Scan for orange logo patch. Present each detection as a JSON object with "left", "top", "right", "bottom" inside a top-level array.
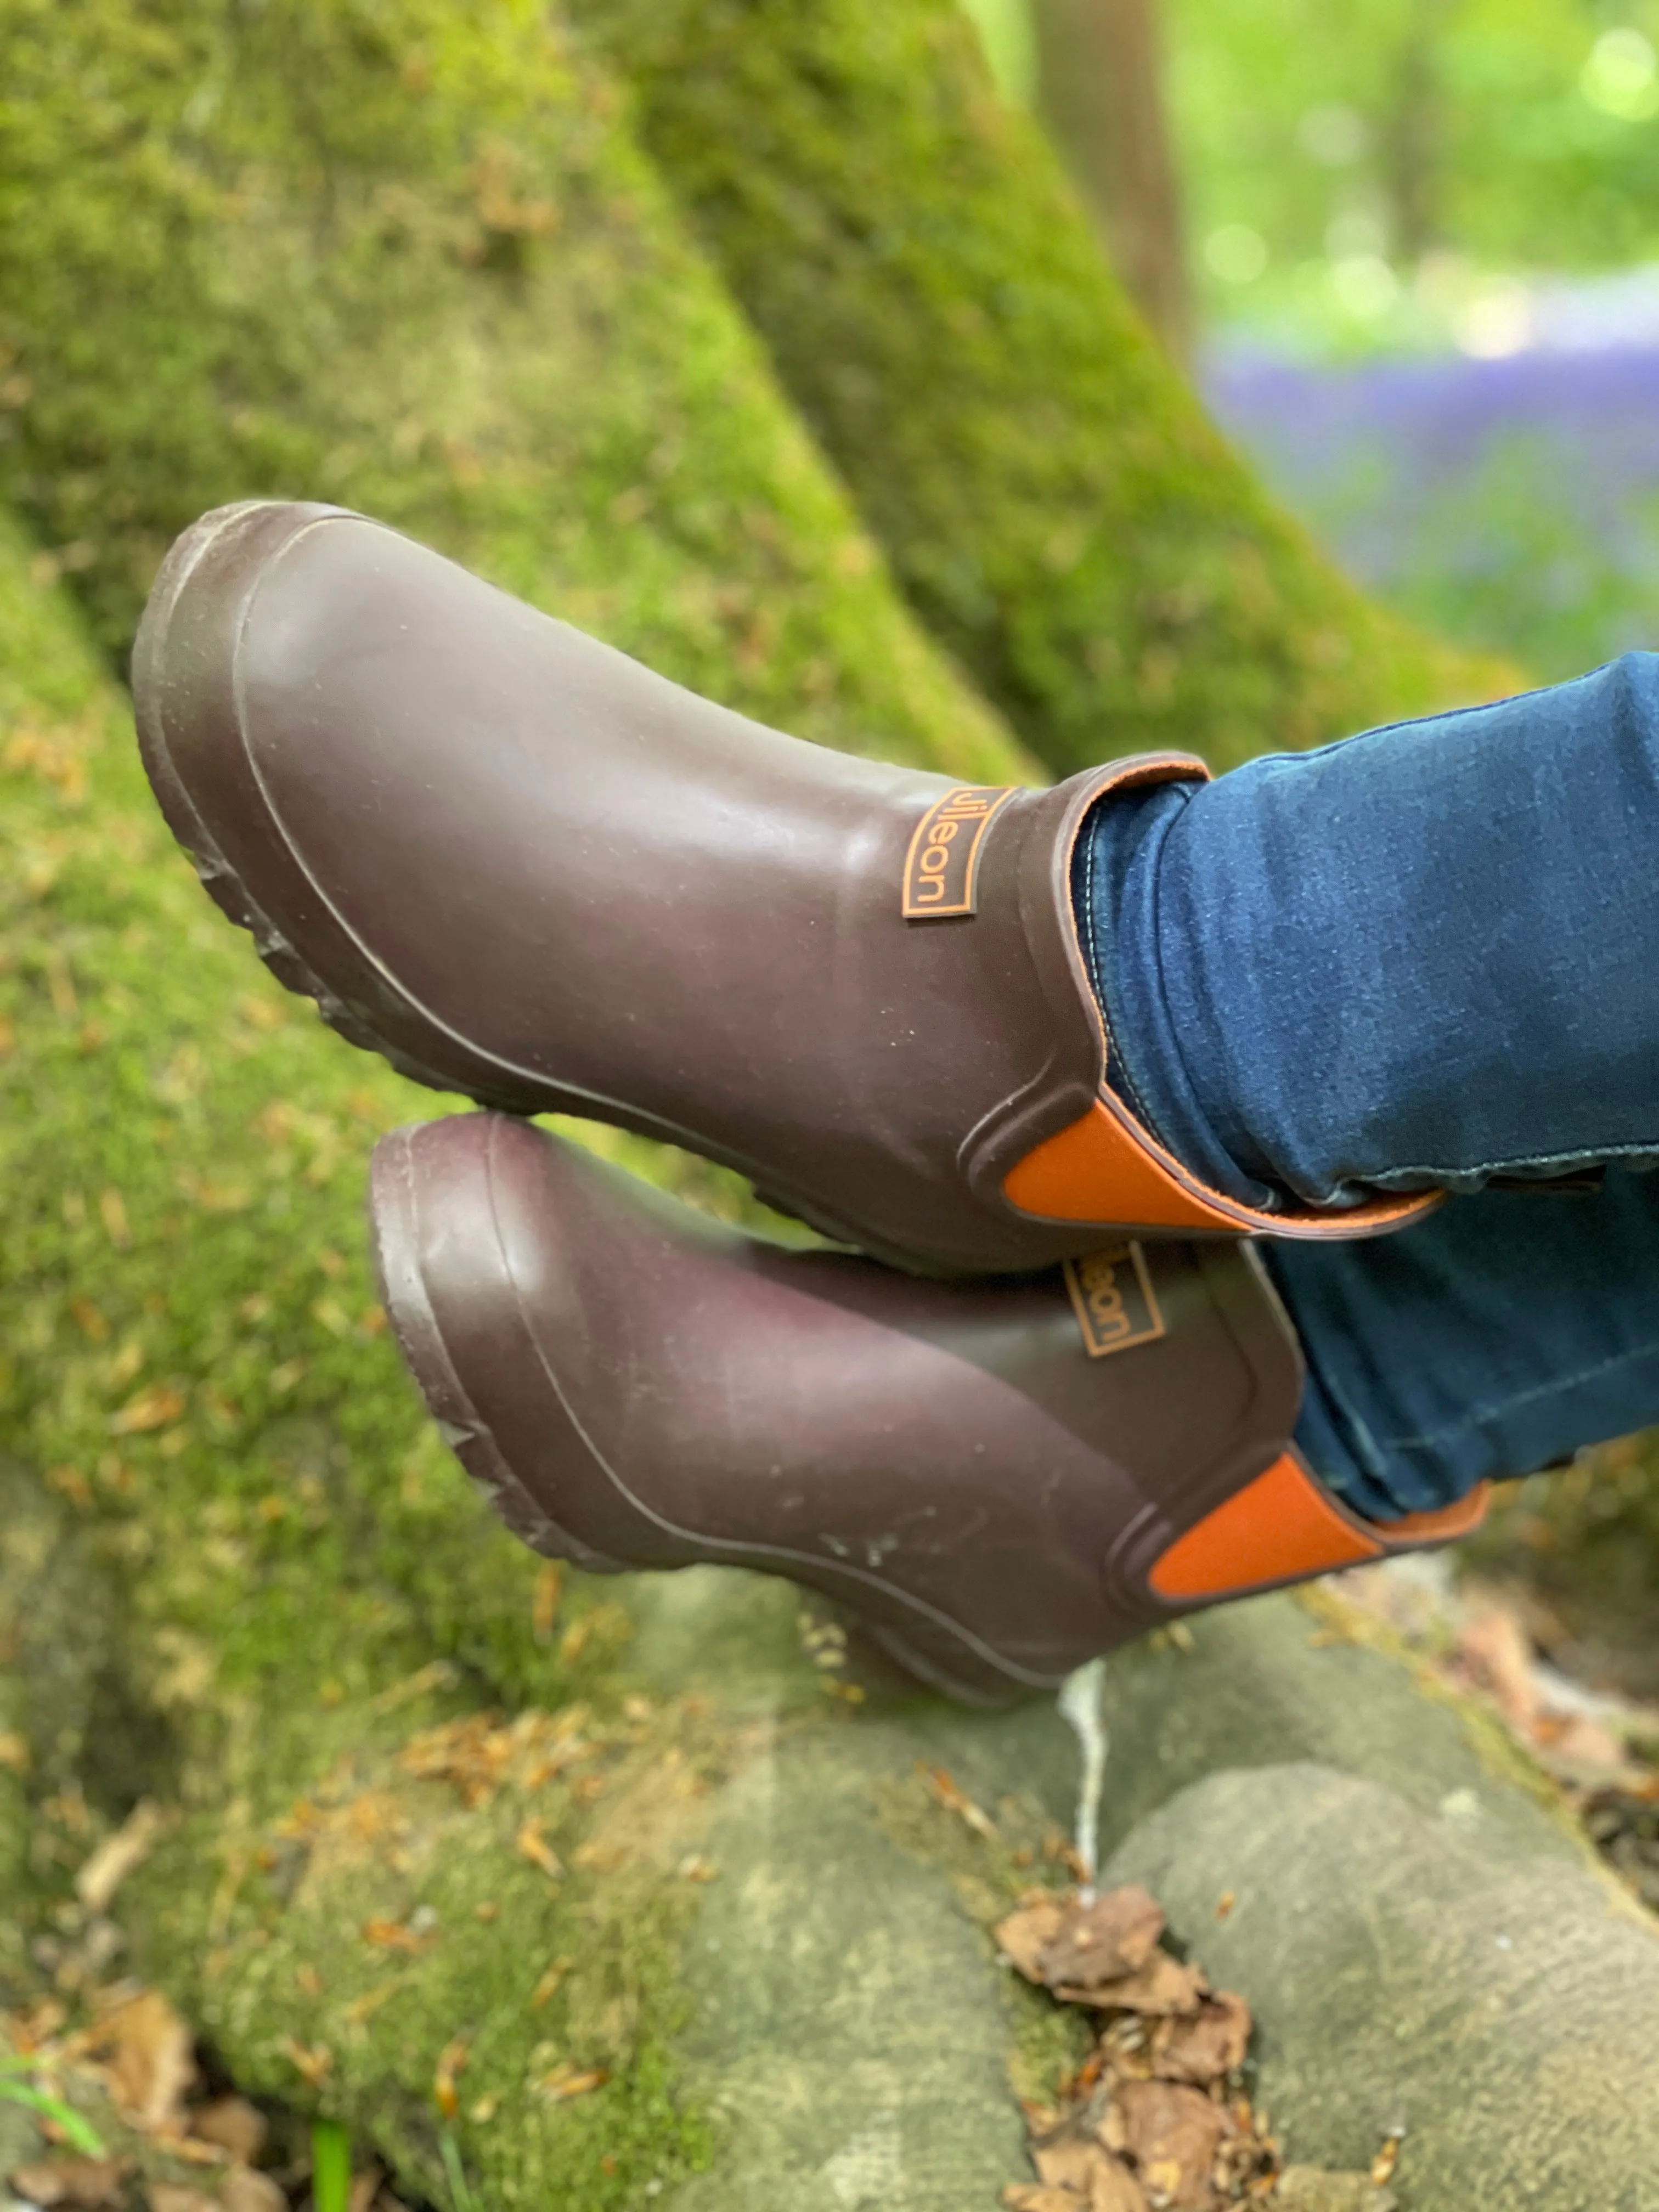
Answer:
[
  {"left": 1063, "top": 1243, "right": 1166, "bottom": 1358},
  {"left": 901, "top": 786, "right": 1016, "bottom": 919}
]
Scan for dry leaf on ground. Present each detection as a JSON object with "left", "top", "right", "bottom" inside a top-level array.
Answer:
[
  {"left": 1056, "top": 1951, "right": 1207, "bottom": 2017},
  {"left": 1150, "top": 1992, "right": 1252, "bottom": 2085},
  {"left": 996, "top": 1887, "right": 1165, "bottom": 1999},
  {"left": 222, "top": 2167, "right": 286, "bottom": 2212},
  {"left": 1086, "top": 2159, "right": 1151, "bottom": 2212},
  {"left": 186, "top": 2097, "right": 266, "bottom": 2166},
  {"left": 8, "top": 2158, "right": 130, "bottom": 2209},
  {"left": 97, "top": 1988, "right": 196, "bottom": 2131},
  {"left": 75, "top": 1802, "right": 168, "bottom": 1915},
  {"left": 1113, "top": 2080, "right": 1232, "bottom": 2209},
  {"left": 995, "top": 1897, "right": 1068, "bottom": 1983},
  {"left": 1030, "top": 2132, "right": 1151, "bottom": 2211},
  {"left": 1038, "top": 1888, "right": 1166, "bottom": 1995}
]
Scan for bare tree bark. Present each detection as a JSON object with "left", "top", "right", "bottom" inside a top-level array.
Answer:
[{"left": 1029, "top": 0, "right": 1193, "bottom": 361}]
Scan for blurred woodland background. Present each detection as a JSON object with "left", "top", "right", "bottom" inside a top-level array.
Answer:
[
  {"left": 2, "top": 4, "right": 1658, "bottom": 2209},
  {"left": 974, "top": 0, "right": 1659, "bottom": 679}
]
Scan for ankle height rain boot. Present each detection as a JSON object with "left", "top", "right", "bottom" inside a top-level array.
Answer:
[
  {"left": 369, "top": 1114, "right": 1484, "bottom": 1705},
  {"left": 136, "top": 501, "right": 1436, "bottom": 1276}
]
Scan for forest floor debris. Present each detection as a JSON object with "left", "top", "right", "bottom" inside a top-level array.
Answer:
[
  {"left": 993, "top": 1883, "right": 1393, "bottom": 2212},
  {"left": 2, "top": 1974, "right": 405, "bottom": 2212},
  {"left": 1331, "top": 1554, "right": 1659, "bottom": 1909}
]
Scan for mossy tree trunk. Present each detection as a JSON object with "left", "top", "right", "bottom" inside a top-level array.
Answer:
[
  {"left": 0, "top": 0, "right": 1025, "bottom": 786},
  {"left": 561, "top": 0, "right": 1515, "bottom": 778}
]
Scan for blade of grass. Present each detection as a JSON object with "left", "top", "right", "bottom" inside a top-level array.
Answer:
[
  {"left": 311, "top": 2119, "right": 352, "bottom": 2212},
  {"left": 0, "top": 2079, "right": 106, "bottom": 2156},
  {"left": 438, "top": 2128, "right": 478, "bottom": 2212}
]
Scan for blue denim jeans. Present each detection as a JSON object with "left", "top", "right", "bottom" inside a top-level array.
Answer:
[{"left": 1077, "top": 653, "right": 1659, "bottom": 1521}]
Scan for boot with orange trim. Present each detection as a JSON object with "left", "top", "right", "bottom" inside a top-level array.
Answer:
[
  {"left": 133, "top": 501, "right": 1435, "bottom": 1280},
  {"left": 369, "top": 1113, "right": 1483, "bottom": 1707}
]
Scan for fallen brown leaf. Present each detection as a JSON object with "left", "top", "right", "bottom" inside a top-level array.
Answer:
[
  {"left": 1455, "top": 1607, "right": 1537, "bottom": 1731},
  {"left": 75, "top": 1802, "right": 168, "bottom": 1915},
  {"left": 918, "top": 1761, "right": 998, "bottom": 1842},
  {"left": 187, "top": 2100, "right": 266, "bottom": 2166},
  {"left": 530, "top": 1955, "right": 574, "bottom": 2010},
  {"left": 995, "top": 1896, "right": 1068, "bottom": 1983},
  {"left": 1087, "top": 2160, "right": 1150, "bottom": 2212},
  {"left": 98, "top": 1988, "right": 196, "bottom": 2131},
  {"left": 433, "top": 2036, "right": 469, "bottom": 2121},
  {"left": 222, "top": 2170, "right": 286, "bottom": 2212},
  {"left": 538, "top": 2064, "right": 607, "bottom": 2103},
  {"left": 1002, "top": 2190, "right": 1084, "bottom": 2212},
  {"left": 1058, "top": 1951, "right": 1207, "bottom": 2018},
  {"left": 346, "top": 2167, "right": 383, "bottom": 2212},
  {"left": 1033, "top": 2136, "right": 1105, "bottom": 2191},
  {"left": 279, "top": 2038, "right": 332, "bottom": 2089},
  {"left": 360, "top": 1917, "right": 436, "bottom": 1955},
  {"left": 110, "top": 1386, "right": 185, "bottom": 1437},
  {"left": 7, "top": 2158, "right": 130, "bottom": 2209},
  {"left": 1370, "top": 2135, "right": 1402, "bottom": 2186},
  {"left": 1038, "top": 1887, "right": 1165, "bottom": 1994},
  {"left": 1151, "top": 1991, "right": 1252, "bottom": 2086},
  {"left": 515, "top": 1818, "right": 565, "bottom": 1882},
  {"left": 1031, "top": 2136, "right": 1150, "bottom": 2212},
  {"left": 1114, "top": 2080, "right": 1232, "bottom": 2209},
  {"left": 532, "top": 1561, "right": 563, "bottom": 1644}
]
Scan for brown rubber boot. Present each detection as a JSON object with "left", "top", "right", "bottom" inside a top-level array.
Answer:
[
  {"left": 134, "top": 501, "right": 1434, "bottom": 1277},
  {"left": 369, "top": 1113, "right": 1485, "bottom": 1705}
]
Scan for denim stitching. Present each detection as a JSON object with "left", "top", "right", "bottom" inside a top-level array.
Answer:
[
  {"left": 1378, "top": 1331, "right": 1659, "bottom": 1459},
  {"left": 1357, "top": 1141, "right": 1659, "bottom": 1192}
]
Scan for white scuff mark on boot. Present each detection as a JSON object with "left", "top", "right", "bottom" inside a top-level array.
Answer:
[{"left": 1058, "top": 1656, "right": 1109, "bottom": 1901}]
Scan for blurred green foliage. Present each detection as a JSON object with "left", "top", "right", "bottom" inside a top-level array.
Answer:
[
  {"left": 1172, "top": 0, "right": 1659, "bottom": 320},
  {"left": 962, "top": 0, "right": 1659, "bottom": 347}
]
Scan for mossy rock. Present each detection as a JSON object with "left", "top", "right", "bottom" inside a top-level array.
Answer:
[
  {"left": 1111, "top": 1763, "right": 1659, "bottom": 2210},
  {"left": 564, "top": 0, "right": 1515, "bottom": 777},
  {"left": 0, "top": 0, "right": 1025, "bottom": 786}
]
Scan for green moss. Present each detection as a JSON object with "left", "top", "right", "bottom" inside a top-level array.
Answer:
[
  {"left": 127, "top": 1696, "right": 732, "bottom": 2212},
  {"left": 0, "top": 494, "right": 749, "bottom": 2200},
  {"left": 0, "top": 0, "right": 1029, "bottom": 783},
  {"left": 873, "top": 1767, "right": 1092, "bottom": 2113},
  {"left": 564, "top": 0, "right": 1517, "bottom": 776}
]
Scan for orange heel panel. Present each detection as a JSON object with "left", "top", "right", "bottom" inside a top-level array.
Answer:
[
  {"left": 1004, "top": 1099, "right": 1441, "bottom": 1240},
  {"left": 1004, "top": 1098, "right": 1231, "bottom": 1233},
  {"left": 1150, "top": 1452, "right": 1381, "bottom": 1601},
  {"left": 1150, "top": 1459, "right": 1492, "bottom": 1605}
]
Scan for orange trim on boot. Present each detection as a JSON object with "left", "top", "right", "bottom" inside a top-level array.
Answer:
[
  {"left": 1372, "top": 1488, "right": 1491, "bottom": 1544},
  {"left": 1003, "top": 1096, "right": 1442, "bottom": 1242},
  {"left": 1149, "top": 1452, "right": 1490, "bottom": 1604}
]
